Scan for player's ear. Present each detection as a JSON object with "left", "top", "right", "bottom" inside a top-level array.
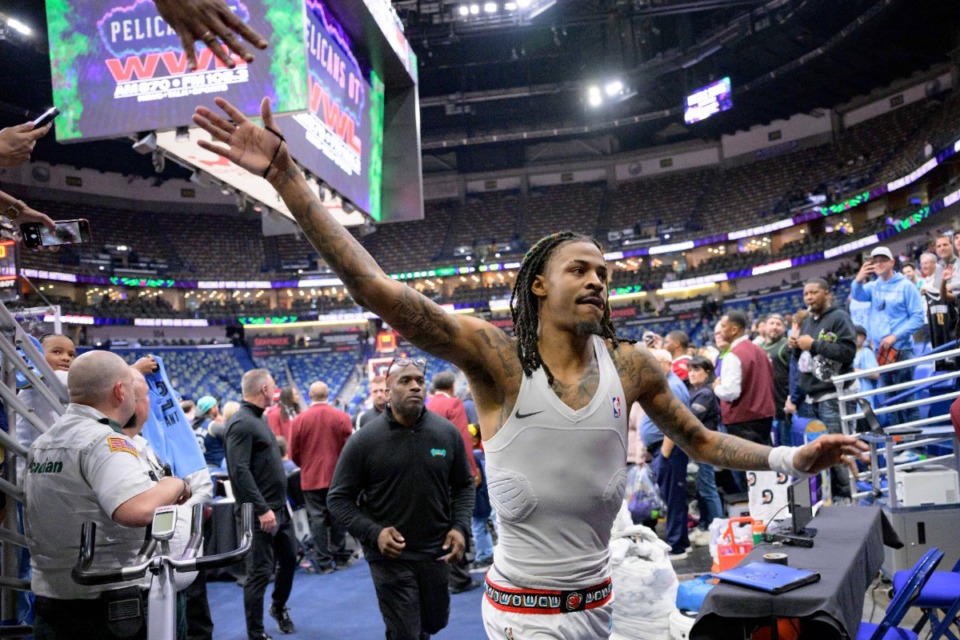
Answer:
[{"left": 531, "top": 274, "right": 547, "bottom": 298}]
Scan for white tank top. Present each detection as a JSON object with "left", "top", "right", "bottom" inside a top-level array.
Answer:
[{"left": 484, "top": 335, "right": 629, "bottom": 590}]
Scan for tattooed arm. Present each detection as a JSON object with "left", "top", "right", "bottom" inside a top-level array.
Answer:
[
  {"left": 616, "top": 344, "right": 868, "bottom": 473},
  {"left": 191, "top": 98, "right": 516, "bottom": 393},
  {"left": 617, "top": 344, "right": 770, "bottom": 470}
]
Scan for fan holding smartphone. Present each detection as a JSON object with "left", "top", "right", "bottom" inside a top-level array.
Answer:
[
  {"left": 21, "top": 220, "right": 91, "bottom": 248},
  {"left": 0, "top": 107, "right": 78, "bottom": 248}
]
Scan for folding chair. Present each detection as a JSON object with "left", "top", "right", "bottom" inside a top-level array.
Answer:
[
  {"left": 893, "top": 557, "right": 960, "bottom": 640},
  {"left": 857, "top": 548, "right": 944, "bottom": 640}
]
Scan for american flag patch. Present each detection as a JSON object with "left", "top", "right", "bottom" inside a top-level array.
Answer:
[{"left": 107, "top": 436, "right": 138, "bottom": 457}]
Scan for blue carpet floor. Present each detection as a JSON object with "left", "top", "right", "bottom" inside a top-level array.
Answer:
[{"left": 207, "top": 559, "right": 488, "bottom": 639}]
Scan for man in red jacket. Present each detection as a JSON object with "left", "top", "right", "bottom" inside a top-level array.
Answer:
[
  {"left": 427, "top": 371, "right": 479, "bottom": 481},
  {"left": 289, "top": 381, "right": 354, "bottom": 573},
  {"left": 714, "top": 311, "right": 776, "bottom": 446}
]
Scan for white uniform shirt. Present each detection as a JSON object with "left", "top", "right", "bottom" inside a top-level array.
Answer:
[
  {"left": 24, "top": 404, "right": 155, "bottom": 599},
  {"left": 15, "top": 370, "right": 69, "bottom": 478}
]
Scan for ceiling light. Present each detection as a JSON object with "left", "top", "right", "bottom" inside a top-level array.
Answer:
[
  {"left": 504, "top": 1, "right": 517, "bottom": 9},
  {"left": 469, "top": 4, "right": 480, "bottom": 14},
  {"left": 7, "top": 17, "right": 32, "bottom": 37},
  {"left": 459, "top": 5, "right": 469, "bottom": 16},
  {"left": 517, "top": 0, "right": 531, "bottom": 7},
  {"left": 604, "top": 80, "right": 624, "bottom": 97},
  {"left": 484, "top": 2, "right": 498, "bottom": 12}
]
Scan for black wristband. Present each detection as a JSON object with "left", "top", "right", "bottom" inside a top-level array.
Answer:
[{"left": 262, "top": 126, "right": 286, "bottom": 179}]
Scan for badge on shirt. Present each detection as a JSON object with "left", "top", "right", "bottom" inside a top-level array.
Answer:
[
  {"left": 107, "top": 436, "right": 139, "bottom": 458},
  {"left": 612, "top": 396, "right": 622, "bottom": 419}
]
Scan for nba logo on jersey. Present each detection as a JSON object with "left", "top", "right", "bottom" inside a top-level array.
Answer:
[{"left": 612, "top": 396, "right": 622, "bottom": 418}]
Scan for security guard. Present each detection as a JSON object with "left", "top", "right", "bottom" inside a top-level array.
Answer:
[{"left": 23, "top": 351, "right": 191, "bottom": 640}]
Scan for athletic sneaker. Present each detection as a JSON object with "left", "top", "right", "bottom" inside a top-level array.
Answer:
[
  {"left": 269, "top": 604, "right": 295, "bottom": 634},
  {"left": 668, "top": 549, "right": 689, "bottom": 561},
  {"left": 689, "top": 529, "right": 711, "bottom": 547}
]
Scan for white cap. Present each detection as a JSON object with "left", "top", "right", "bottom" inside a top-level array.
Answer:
[{"left": 870, "top": 246, "right": 893, "bottom": 260}]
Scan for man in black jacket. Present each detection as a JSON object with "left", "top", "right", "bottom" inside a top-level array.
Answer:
[
  {"left": 225, "top": 368, "right": 297, "bottom": 640},
  {"left": 328, "top": 358, "right": 475, "bottom": 640},
  {"left": 785, "top": 278, "right": 857, "bottom": 499},
  {"left": 760, "top": 314, "right": 791, "bottom": 447}
]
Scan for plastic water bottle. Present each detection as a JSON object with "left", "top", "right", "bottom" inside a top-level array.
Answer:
[{"left": 751, "top": 519, "right": 765, "bottom": 546}]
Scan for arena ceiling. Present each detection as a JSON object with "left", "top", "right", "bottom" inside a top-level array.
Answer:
[{"left": 1, "top": 0, "right": 958, "bottom": 182}]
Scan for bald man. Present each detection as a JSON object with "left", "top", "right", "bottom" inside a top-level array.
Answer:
[
  {"left": 289, "top": 381, "right": 355, "bottom": 573},
  {"left": 24, "top": 351, "right": 192, "bottom": 640}
]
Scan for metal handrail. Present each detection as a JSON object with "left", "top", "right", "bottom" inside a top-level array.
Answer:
[
  {"left": 835, "top": 343, "right": 960, "bottom": 509},
  {"left": 831, "top": 345, "right": 960, "bottom": 383},
  {"left": 0, "top": 301, "right": 69, "bottom": 627}
]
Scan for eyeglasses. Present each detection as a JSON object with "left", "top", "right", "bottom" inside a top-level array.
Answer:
[{"left": 387, "top": 357, "right": 427, "bottom": 376}]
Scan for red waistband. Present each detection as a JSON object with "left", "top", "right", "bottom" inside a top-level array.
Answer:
[{"left": 483, "top": 574, "right": 613, "bottom": 615}]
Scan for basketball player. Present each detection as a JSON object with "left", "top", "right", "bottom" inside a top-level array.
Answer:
[{"left": 193, "top": 97, "right": 868, "bottom": 639}]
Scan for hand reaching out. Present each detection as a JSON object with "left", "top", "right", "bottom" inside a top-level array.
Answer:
[
  {"left": 794, "top": 433, "right": 869, "bottom": 476},
  {"left": 153, "top": 0, "right": 268, "bottom": 71},
  {"left": 193, "top": 97, "right": 291, "bottom": 182}
]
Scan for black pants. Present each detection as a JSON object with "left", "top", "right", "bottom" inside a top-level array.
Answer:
[
  {"left": 368, "top": 559, "right": 450, "bottom": 640},
  {"left": 303, "top": 488, "right": 349, "bottom": 565},
  {"left": 244, "top": 508, "right": 298, "bottom": 639},
  {"left": 185, "top": 514, "right": 215, "bottom": 640},
  {"left": 726, "top": 417, "right": 774, "bottom": 446},
  {"left": 34, "top": 591, "right": 147, "bottom": 640},
  {"left": 184, "top": 569, "right": 213, "bottom": 640}
]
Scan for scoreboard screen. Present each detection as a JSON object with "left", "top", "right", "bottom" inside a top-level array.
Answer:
[
  {"left": 45, "top": 0, "right": 308, "bottom": 142},
  {"left": 281, "top": 0, "right": 385, "bottom": 221},
  {"left": 684, "top": 77, "right": 733, "bottom": 125}
]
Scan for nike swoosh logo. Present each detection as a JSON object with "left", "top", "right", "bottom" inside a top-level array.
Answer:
[{"left": 514, "top": 409, "right": 544, "bottom": 420}]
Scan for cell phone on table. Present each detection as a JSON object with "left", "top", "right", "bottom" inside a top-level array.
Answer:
[
  {"left": 21, "top": 219, "right": 91, "bottom": 248},
  {"left": 31, "top": 107, "right": 60, "bottom": 129}
]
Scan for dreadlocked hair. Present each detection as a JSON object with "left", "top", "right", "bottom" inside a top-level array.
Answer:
[{"left": 509, "top": 230, "right": 631, "bottom": 385}]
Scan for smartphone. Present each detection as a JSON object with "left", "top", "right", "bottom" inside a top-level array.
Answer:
[
  {"left": 22, "top": 219, "right": 91, "bottom": 248},
  {"left": 31, "top": 107, "right": 60, "bottom": 129}
]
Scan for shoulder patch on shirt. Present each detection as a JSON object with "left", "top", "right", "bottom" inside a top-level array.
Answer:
[{"left": 107, "top": 436, "right": 138, "bottom": 457}]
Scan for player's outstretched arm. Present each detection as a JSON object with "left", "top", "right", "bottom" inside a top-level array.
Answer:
[
  {"left": 192, "top": 97, "right": 505, "bottom": 377},
  {"left": 616, "top": 345, "right": 867, "bottom": 474}
]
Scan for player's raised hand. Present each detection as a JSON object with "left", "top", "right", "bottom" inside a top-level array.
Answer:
[{"left": 192, "top": 97, "right": 290, "bottom": 181}]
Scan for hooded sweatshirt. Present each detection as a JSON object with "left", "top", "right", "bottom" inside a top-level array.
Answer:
[
  {"left": 850, "top": 271, "right": 925, "bottom": 351},
  {"left": 794, "top": 304, "right": 857, "bottom": 399}
]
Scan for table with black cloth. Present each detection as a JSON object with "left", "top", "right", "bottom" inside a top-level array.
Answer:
[{"left": 691, "top": 506, "right": 903, "bottom": 640}]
